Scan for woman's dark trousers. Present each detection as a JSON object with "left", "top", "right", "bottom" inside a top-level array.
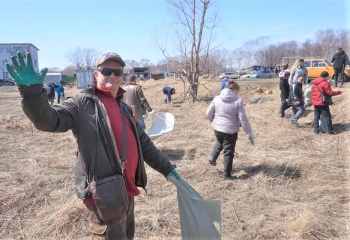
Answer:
[{"left": 210, "top": 130, "right": 238, "bottom": 177}]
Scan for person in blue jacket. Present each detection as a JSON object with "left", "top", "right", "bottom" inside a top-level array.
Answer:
[
  {"left": 162, "top": 86, "right": 175, "bottom": 104},
  {"left": 54, "top": 81, "right": 65, "bottom": 104},
  {"left": 221, "top": 77, "right": 229, "bottom": 90}
]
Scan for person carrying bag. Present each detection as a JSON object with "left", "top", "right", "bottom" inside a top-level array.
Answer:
[{"left": 311, "top": 71, "right": 342, "bottom": 134}]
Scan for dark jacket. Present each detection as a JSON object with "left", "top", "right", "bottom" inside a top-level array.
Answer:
[
  {"left": 311, "top": 77, "right": 341, "bottom": 106},
  {"left": 288, "top": 82, "right": 304, "bottom": 106},
  {"left": 162, "top": 86, "right": 175, "bottom": 100},
  {"left": 45, "top": 85, "right": 54, "bottom": 99},
  {"left": 279, "top": 77, "right": 290, "bottom": 99},
  {"left": 18, "top": 84, "right": 175, "bottom": 199},
  {"left": 331, "top": 50, "right": 349, "bottom": 69}
]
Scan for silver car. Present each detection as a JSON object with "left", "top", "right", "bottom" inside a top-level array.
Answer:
[
  {"left": 0, "top": 79, "right": 15, "bottom": 86},
  {"left": 219, "top": 72, "right": 239, "bottom": 79}
]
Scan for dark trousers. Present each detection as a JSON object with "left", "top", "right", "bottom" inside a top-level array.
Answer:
[
  {"left": 86, "top": 197, "right": 135, "bottom": 240},
  {"left": 314, "top": 105, "right": 333, "bottom": 134},
  {"left": 279, "top": 95, "right": 291, "bottom": 117},
  {"left": 210, "top": 130, "right": 238, "bottom": 177},
  {"left": 334, "top": 68, "right": 344, "bottom": 87}
]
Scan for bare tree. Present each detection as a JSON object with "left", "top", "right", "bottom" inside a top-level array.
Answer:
[
  {"left": 156, "top": 0, "right": 219, "bottom": 101},
  {"left": 139, "top": 59, "right": 151, "bottom": 67},
  {"left": 61, "top": 65, "right": 76, "bottom": 76},
  {"left": 65, "top": 48, "right": 99, "bottom": 71},
  {"left": 337, "top": 29, "right": 350, "bottom": 52},
  {"left": 315, "top": 29, "right": 338, "bottom": 60}
]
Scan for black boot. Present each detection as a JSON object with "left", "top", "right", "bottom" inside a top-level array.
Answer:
[{"left": 208, "top": 156, "right": 216, "bottom": 166}]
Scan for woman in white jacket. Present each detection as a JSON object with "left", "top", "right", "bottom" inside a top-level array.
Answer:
[{"left": 206, "top": 80, "right": 255, "bottom": 180}]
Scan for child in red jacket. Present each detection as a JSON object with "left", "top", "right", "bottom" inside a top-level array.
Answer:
[{"left": 311, "top": 71, "right": 342, "bottom": 134}]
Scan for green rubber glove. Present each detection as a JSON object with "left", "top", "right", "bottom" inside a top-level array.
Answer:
[
  {"left": 5, "top": 52, "right": 48, "bottom": 86},
  {"left": 169, "top": 169, "right": 180, "bottom": 180},
  {"left": 248, "top": 134, "right": 255, "bottom": 146}
]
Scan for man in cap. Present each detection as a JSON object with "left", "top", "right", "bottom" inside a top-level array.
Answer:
[{"left": 6, "top": 52, "right": 180, "bottom": 240}]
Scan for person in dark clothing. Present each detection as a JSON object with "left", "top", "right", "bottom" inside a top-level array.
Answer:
[
  {"left": 311, "top": 71, "right": 342, "bottom": 134},
  {"left": 279, "top": 71, "right": 291, "bottom": 118},
  {"left": 288, "top": 74, "right": 305, "bottom": 125},
  {"left": 45, "top": 83, "right": 54, "bottom": 105},
  {"left": 6, "top": 51, "right": 180, "bottom": 240},
  {"left": 162, "top": 86, "right": 175, "bottom": 104},
  {"left": 331, "top": 47, "right": 349, "bottom": 87}
]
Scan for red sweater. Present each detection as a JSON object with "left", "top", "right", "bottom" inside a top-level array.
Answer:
[
  {"left": 311, "top": 77, "right": 341, "bottom": 106},
  {"left": 83, "top": 87, "right": 140, "bottom": 205}
]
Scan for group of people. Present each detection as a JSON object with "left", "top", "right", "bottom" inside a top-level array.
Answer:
[
  {"left": 5, "top": 46, "right": 347, "bottom": 239},
  {"left": 45, "top": 81, "right": 65, "bottom": 105},
  {"left": 279, "top": 53, "right": 346, "bottom": 134}
]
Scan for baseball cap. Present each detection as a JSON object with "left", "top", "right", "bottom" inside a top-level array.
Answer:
[{"left": 96, "top": 52, "right": 126, "bottom": 68}]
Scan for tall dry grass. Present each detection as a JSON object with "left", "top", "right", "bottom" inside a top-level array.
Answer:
[{"left": 0, "top": 78, "right": 349, "bottom": 239}]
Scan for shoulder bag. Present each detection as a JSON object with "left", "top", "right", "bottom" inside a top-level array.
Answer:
[{"left": 316, "top": 85, "right": 333, "bottom": 105}]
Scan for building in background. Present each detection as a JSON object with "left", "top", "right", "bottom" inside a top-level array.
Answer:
[
  {"left": 0, "top": 43, "right": 39, "bottom": 80},
  {"left": 76, "top": 70, "right": 94, "bottom": 88},
  {"left": 44, "top": 72, "right": 62, "bottom": 84},
  {"left": 130, "top": 67, "right": 150, "bottom": 80}
]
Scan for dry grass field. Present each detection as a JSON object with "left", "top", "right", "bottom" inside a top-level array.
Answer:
[{"left": 0, "top": 77, "right": 349, "bottom": 240}]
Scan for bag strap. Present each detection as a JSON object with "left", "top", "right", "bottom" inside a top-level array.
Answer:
[
  {"left": 315, "top": 85, "right": 324, "bottom": 95},
  {"left": 120, "top": 104, "right": 128, "bottom": 172}
]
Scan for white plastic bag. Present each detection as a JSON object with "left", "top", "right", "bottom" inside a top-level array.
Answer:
[
  {"left": 304, "top": 84, "right": 312, "bottom": 107},
  {"left": 148, "top": 112, "right": 175, "bottom": 139},
  {"left": 168, "top": 175, "right": 221, "bottom": 240}
]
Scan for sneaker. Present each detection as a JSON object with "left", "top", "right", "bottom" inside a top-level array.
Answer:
[
  {"left": 314, "top": 131, "right": 319, "bottom": 134},
  {"left": 329, "top": 131, "right": 337, "bottom": 135}
]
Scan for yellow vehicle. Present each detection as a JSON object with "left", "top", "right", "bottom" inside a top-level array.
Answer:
[{"left": 289, "top": 58, "right": 350, "bottom": 82}]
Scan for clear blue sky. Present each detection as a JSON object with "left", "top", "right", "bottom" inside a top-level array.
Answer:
[{"left": 2, "top": 0, "right": 349, "bottom": 69}]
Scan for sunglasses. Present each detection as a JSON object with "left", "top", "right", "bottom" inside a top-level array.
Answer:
[{"left": 97, "top": 68, "right": 123, "bottom": 77}]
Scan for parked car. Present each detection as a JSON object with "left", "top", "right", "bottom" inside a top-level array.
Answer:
[
  {"left": 241, "top": 71, "right": 256, "bottom": 79},
  {"left": 0, "top": 79, "right": 15, "bottom": 86},
  {"left": 289, "top": 58, "right": 350, "bottom": 81},
  {"left": 250, "top": 70, "right": 273, "bottom": 78},
  {"left": 219, "top": 72, "right": 240, "bottom": 79}
]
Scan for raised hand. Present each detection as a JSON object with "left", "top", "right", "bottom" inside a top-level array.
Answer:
[{"left": 5, "top": 52, "right": 47, "bottom": 86}]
